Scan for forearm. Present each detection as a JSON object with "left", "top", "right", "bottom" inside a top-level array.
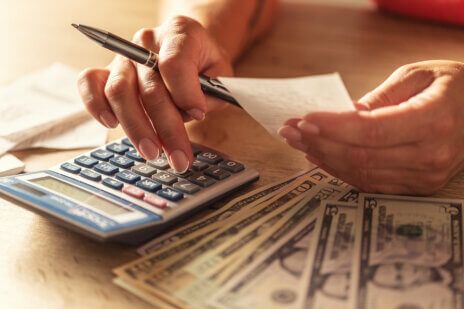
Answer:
[{"left": 159, "top": 0, "right": 279, "bottom": 63}]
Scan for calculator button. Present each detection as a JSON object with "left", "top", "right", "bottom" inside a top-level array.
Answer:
[
  {"left": 74, "top": 156, "right": 98, "bottom": 168},
  {"left": 197, "top": 152, "right": 223, "bottom": 164},
  {"left": 94, "top": 162, "right": 119, "bottom": 176},
  {"left": 192, "top": 160, "right": 208, "bottom": 171},
  {"left": 110, "top": 156, "right": 134, "bottom": 169},
  {"left": 148, "top": 157, "right": 170, "bottom": 170},
  {"left": 80, "top": 169, "right": 102, "bottom": 182},
  {"left": 60, "top": 162, "right": 81, "bottom": 174},
  {"left": 116, "top": 170, "right": 141, "bottom": 184},
  {"left": 191, "top": 145, "right": 202, "bottom": 156},
  {"left": 122, "top": 185, "right": 145, "bottom": 199},
  {"left": 90, "top": 149, "right": 114, "bottom": 161},
  {"left": 204, "top": 167, "right": 230, "bottom": 180},
  {"left": 173, "top": 181, "right": 201, "bottom": 194},
  {"left": 126, "top": 149, "right": 146, "bottom": 162},
  {"left": 106, "top": 143, "right": 130, "bottom": 155},
  {"left": 132, "top": 164, "right": 157, "bottom": 177},
  {"left": 121, "top": 137, "right": 133, "bottom": 147},
  {"left": 157, "top": 187, "right": 184, "bottom": 201},
  {"left": 143, "top": 194, "right": 167, "bottom": 209},
  {"left": 219, "top": 160, "right": 245, "bottom": 173},
  {"left": 136, "top": 178, "right": 162, "bottom": 193},
  {"left": 167, "top": 168, "right": 193, "bottom": 178},
  {"left": 102, "top": 178, "right": 124, "bottom": 190},
  {"left": 188, "top": 174, "right": 216, "bottom": 187},
  {"left": 152, "top": 172, "right": 178, "bottom": 185}
]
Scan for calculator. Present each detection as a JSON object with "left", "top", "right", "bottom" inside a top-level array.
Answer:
[{"left": 0, "top": 138, "right": 259, "bottom": 244}]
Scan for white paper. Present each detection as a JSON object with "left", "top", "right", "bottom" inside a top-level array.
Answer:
[
  {"left": 219, "top": 73, "right": 354, "bottom": 136},
  {"left": 0, "top": 153, "right": 25, "bottom": 176},
  {"left": 0, "top": 63, "right": 108, "bottom": 154}
]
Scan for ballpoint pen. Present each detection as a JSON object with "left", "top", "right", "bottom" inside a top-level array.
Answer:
[{"left": 72, "top": 23, "right": 240, "bottom": 107}]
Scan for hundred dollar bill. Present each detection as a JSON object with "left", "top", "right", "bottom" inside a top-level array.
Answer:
[
  {"left": 137, "top": 169, "right": 317, "bottom": 256},
  {"left": 298, "top": 201, "right": 357, "bottom": 309},
  {"left": 209, "top": 211, "right": 320, "bottom": 309},
  {"left": 128, "top": 177, "right": 319, "bottom": 307},
  {"left": 208, "top": 184, "right": 346, "bottom": 285},
  {"left": 350, "top": 194, "right": 464, "bottom": 309},
  {"left": 114, "top": 176, "right": 317, "bottom": 282}
]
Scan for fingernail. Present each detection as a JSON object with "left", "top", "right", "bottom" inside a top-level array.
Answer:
[
  {"left": 169, "top": 150, "right": 190, "bottom": 173},
  {"left": 139, "top": 138, "right": 160, "bottom": 160},
  {"left": 278, "top": 125, "right": 302, "bottom": 141},
  {"left": 99, "top": 111, "right": 119, "bottom": 128},
  {"left": 297, "top": 121, "right": 319, "bottom": 135},
  {"left": 187, "top": 108, "right": 206, "bottom": 121}
]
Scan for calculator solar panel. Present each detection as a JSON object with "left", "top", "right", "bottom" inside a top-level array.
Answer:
[{"left": 0, "top": 138, "right": 259, "bottom": 244}]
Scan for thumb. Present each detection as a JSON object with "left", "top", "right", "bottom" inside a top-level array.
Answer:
[{"left": 357, "top": 64, "right": 435, "bottom": 111}]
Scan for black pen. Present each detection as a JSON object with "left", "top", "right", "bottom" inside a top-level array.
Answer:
[{"left": 72, "top": 23, "right": 240, "bottom": 107}]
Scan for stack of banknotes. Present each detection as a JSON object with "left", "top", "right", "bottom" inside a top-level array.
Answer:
[{"left": 113, "top": 167, "right": 464, "bottom": 309}]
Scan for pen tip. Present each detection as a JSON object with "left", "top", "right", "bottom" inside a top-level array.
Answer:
[{"left": 71, "top": 23, "right": 79, "bottom": 29}]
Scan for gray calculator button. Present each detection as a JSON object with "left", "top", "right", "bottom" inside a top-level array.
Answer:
[
  {"left": 110, "top": 156, "right": 134, "bottom": 169},
  {"left": 152, "top": 172, "right": 178, "bottom": 185},
  {"left": 94, "top": 162, "right": 119, "bottom": 176},
  {"left": 136, "top": 178, "right": 162, "bottom": 193},
  {"left": 173, "top": 180, "right": 201, "bottom": 194},
  {"left": 102, "top": 178, "right": 124, "bottom": 190},
  {"left": 167, "top": 168, "right": 193, "bottom": 178},
  {"left": 115, "top": 170, "right": 141, "bottom": 184},
  {"left": 132, "top": 164, "right": 157, "bottom": 177},
  {"left": 61, "top": 162, "right": 81, "bottom": 174},
  {"left": 197, "top": 152, "right": 223, "bottom": 164},
  {"left": 80, "top": 169, "right": 102, "bottom": 182},
  {"left": 188, "top": 174, "right": 216, "bottom": 187},
  {"left": 91, "top": 149, "right": 114, "bottom": 161},
  {"left": 192, "top": 159, "right": 208, "bottom": 171},
  {"left": 204, "top": 167, "right": 230, "bottom": 180},
  {"left": 106, "top": 143, "right": 129, "bottom": 155},
  {"left": 74, "top": 156, "right": 98, "bottom": 168},
  {"left": 148, "top": 157, "right": 170, "bottom": 170},
  {"left": 219, "top": 160, "right": 244, "bottom": 173}
]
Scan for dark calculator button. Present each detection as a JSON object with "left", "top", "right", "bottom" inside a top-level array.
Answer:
[
  {"left": 126, "top": 149, "right": 145, "bottom": 162},
  {"left": 115, "top": 170, "right": 141, "bottom": 184},
  {"left": 136, "top": 179, "right": 162, "bottom": 193},
  {"left": 167, "top": 168, "right": 193, "bottom": 178},
  {"left": 132, "top": 164, "right": 157, "bottom": 177},
  {"left": 121, "top": 138, "right": 133, "bottom": 147},
  {"left": 74, "top": 156, "right": 99, "bottom": 168},
  {"left": 80, "top": 169, "right": 102, "bottom": 182},
  {"left": 219, "top": 160, "right": 244, "bottom": 173},
  {"left": 157, "top": 187, "right": 184, "bottom": 201},
  {"left": 94, "top": 162, "right": 119, "bottom": 176},
  {"left": 110, "top": 156, "right": 134, "bottom": 169},
  {"left": 204, "top": 167, "right": 230, "bottom": 180},
  {"left": 152, "top": 172, "right": 178, "bottom": 185},
  {"left": 188, "top": 174, "right": 216, "bottom": 187},
  {"left": 90, "top": 149, "right": 114, "bottom": 161},
  {"left": 61, "top": 162, "right": 81, "bottom": 174},
  {"left": 106, "top": 143, "right": 129, "bottom": 155},
  {"left": 173, "top": 180, "right": 201, "bottom": 194},
  {"left": 197, "top": 152, "right": 223, "bottom": 164},
  {"left": 148, "top": 157, "right": 170, "bottom": 170},
  {"left": 102, "top": 178, "right": 124, "bottom": 190},
  {"left": 192, "top": 159, "right": 208, "bottom": 171},
  {"left": 191, "top": 145, "right": 202, "bottom": 156}
]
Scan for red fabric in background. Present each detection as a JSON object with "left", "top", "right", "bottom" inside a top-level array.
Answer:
[{"left": 374, "top": 0, "right": 464, "bottom": 25}]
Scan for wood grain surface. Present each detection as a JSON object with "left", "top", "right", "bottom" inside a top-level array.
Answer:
[{"left": 1, "top": 0, "right": 464, "bottom": 307}]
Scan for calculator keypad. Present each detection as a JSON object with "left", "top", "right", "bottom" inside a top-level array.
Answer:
[{"left": 60, "top": 139, "right": 249, "bottom": 213}]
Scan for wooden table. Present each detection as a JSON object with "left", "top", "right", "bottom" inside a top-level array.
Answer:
[{"left": 2, "top": 0, "right": 464, "bottom": 307}]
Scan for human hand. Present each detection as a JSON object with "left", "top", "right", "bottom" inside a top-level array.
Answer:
[
  {"left": 279, "top": 60, "right": 464, "bottom": 195},
  {"left": 77, "top": 16, "right": 233, "bottom": 172}
]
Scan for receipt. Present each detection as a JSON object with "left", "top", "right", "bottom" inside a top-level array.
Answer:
[{"left": 219, "top": 73, "right": 354, "bottom": 136}]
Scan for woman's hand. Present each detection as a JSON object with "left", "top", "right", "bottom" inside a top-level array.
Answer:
[
  {"left": 279, "top": 60, "right": 464, "bottom": 195},
  {"left": 77, "top": 16, "right": 233, "bottom": 172}
]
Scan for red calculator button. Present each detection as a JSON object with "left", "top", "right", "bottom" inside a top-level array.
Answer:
[
  {"left": 122, "top": 185, "right": 144, "bottom": 199},
  {"left": 143, "top": 194, "right": 167, "bottom": 209}
]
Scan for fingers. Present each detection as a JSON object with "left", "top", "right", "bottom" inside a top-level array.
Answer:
[
  {"left": 77, "top": 68, "right": 118, "bottom": 128},
  {"left": 104, "top": 56, "right": 161, "bottom": 160},
  {"left": 357, "top": 64, "right": 435, "bottom": 110},
  {"left": 156, "top": 17, "right": 208, "bottom": 120}
]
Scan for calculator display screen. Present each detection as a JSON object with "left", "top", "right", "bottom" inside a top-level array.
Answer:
[{"left": 31, "top": 176, "right": 131, "bottom": 216}]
